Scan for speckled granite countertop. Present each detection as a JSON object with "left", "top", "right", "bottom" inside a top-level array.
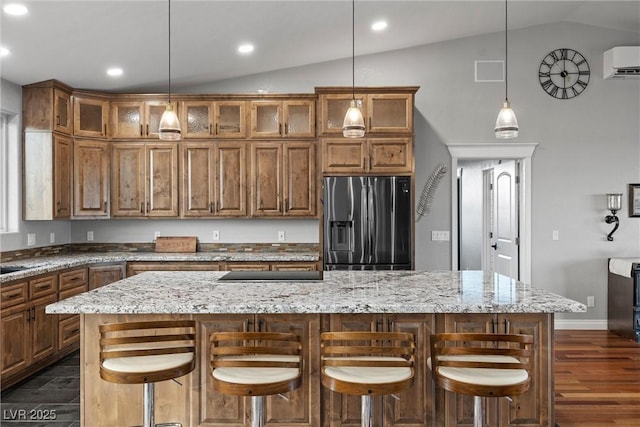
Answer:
[
  {"left": 0, "top": 251, "right": 319, "bottom": 284},
  {"left": 46, "top": 270, "right": 586, "bottom": 314}
]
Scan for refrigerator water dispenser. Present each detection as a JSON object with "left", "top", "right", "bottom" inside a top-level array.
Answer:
[{"left": 329, "top": 221, "right": 354, "bottom": 251}]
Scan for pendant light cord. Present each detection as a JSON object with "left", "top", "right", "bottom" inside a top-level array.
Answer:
[
  {"left": 504, "top": 0, "right": 508, "bottom": 101},
  {"left": 351, "top": 0, "right": 355, "bottom": 101},
  {"left": 168, "top": 0, "right": 172, "bottom": 104}
]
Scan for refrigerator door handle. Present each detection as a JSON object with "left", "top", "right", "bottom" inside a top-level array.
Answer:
[{"left": 367, "top": 182, "right": 375, "bottom": 263}]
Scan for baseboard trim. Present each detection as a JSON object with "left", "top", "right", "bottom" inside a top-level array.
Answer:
[{"left": 554, "top": 319, "right": 608, "bottom": 330}]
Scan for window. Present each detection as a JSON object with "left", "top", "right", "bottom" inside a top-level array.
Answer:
[{"left": 0, "top": 111, "right": 18, "bottom": 233}]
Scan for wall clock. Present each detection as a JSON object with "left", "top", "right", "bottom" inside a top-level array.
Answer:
[{"left": 538, "top": 48, "right": 590, "bottom": 99}]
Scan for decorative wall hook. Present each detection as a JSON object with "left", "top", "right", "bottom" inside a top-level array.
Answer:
[{"left": 604, "top": 193, "right": 622, "bottom": 241}]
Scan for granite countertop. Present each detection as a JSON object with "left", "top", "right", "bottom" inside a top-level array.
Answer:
[
  {"left": 0, "top": 251, "right": 319, "bottom": 284},
  {"left": 46, "top": 270, "right": 586, "bottom": 315}
]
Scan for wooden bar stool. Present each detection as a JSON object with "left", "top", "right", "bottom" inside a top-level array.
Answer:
[
  {"left": 99, "top": 320, "right": 196, "bottom": 427},
  {"left": 210, "top": 332, "right": 303, "bottom": 427},
  {"left": 429, "top": 333, "right": 533, "bottom": 427},
  {"left": 320, "top": 332, "right": 415, "bottom": 427}
]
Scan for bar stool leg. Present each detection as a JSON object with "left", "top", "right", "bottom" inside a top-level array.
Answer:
[
  {"left": 143, "top": 383, "right": 154, "bottom": 427},
  {"left": 251, "top": 396, "right": 265, "bottom": 427},
  {"left": 361, "top": 395, "right": 373, "bottom": 427},
  {"left": 473, "top": 396, "right": 485, "bottom": 427}
]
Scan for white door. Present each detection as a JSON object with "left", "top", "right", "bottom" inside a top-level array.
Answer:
[{"left": 489, "top": 160, "right": 519, "bottom": 279}]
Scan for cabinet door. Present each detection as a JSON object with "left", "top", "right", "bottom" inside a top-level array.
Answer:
[
  {"left": 250, "top": 143, "right": 282, "bottom": 216},
  {"left": 321, "top": 138, "right": 367, "bottom": 173},
  {"left": 250, "top": 101, "right": 282, "bottom": 138},
  {"left": 325, "top": 314, "right": 380, "bottom": 427},
  {"left": 367, "top": 94, "right": 413, "bottom": 133},
  {"left": 283, "top": 101, "right": 315, "bottom": 138},
  {"left": 215, "top": 101, "right": 247, "bottom": 138},
  {"left": 1, "top": 303, "right": 30, "bottom": 378},
  {"left": 182, "top": 143, "right": 215, "bottom": 217},
  {"left": 145, "top": 101, "right": 171, "bottom": 139},
  {"left": 110, "top": 102, "right": 144, "bottom": 138},
  {"left": 54, "top": 88, "right": 72, "bottom": 134},
  {"left": 147, "top": 143, "right": 179, "bottom": 216},
  {"left": 53, "top": 135, "right": 72, "bottom": 219},
  {"left": 283, "top": 142, "right": 315, "bottom": 216},
  {"left": 368, "top": 138, "right": 413, "bottom": 173},
  {"left": 198, "top": 315, "right": 251, "bottom": 426},
  {"left": 182, "top": 101, "right": 213, "bottom": 138},
  {"left": 30, "top": 294, "right": 58, "bottom": 363},
  {"left": 111, "top": 144, "right": 145, "bottom": 217},
  {"left": 271, "top": 263, "right": 318, "bottom": 271},
  {"left": 257, "top": 314, "right": 321, "bottom": 427},
  {"left": 73, "top": 139, "right": 110, "bottom": 217},
  {"left": 215, "top": 142, "right": 247, "bottom": 216},
  {"left": 88, "top": 264, "right": 125, "bottom": 290},
  {"left": 318, "top": 94, "right": 366, "bottom": 135},
  {"left": 74, "top": 96, "right": 109, "bottom": 137}
]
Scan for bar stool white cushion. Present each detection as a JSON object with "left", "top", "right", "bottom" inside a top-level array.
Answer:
[
  {"left": 427, "top": 355, "right": 528, "bottom": 386},
  {"left": 212, "top": 355, "right": 301, "bottom": 385},
  {"left": 323, "top": 356, "right": 413, "bottom": 384},
  {"left": 102, "top": 353, "right": 194, "bottom": 374}
]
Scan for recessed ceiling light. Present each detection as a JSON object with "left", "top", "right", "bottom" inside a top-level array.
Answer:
[
  {"left": 3, "top": 4, "right": 28, "bottom": 16},
  {"left": 238, "top": 44, "right": 254, "bottom": 54},
  {"left": 371, "top": 21, "right": 388, "bottom": 31},
  {"left": 107, "top": 67, "right": 123, "bottom": 77},
  {"left": 0, "top": 47, "right": 10, "bottom": 57}
]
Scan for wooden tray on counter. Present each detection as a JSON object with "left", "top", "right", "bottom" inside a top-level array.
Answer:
[{"left": 154, "top": 236, "right": 197, "bottom": 253}]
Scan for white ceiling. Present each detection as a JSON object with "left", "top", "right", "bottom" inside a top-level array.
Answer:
[{"left": 1, "top": 0, "right": 639, "bottom": 92}]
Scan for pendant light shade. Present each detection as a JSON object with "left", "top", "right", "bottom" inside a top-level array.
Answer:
[
  {"left": 495, "top": 0, "right": 518, "bottom": 139},
  {"left": 343, "top": 0, "right": 365, "bottom": 138},
  {"left": 159, "top": 0, "right": 181, "bottom": 140}
]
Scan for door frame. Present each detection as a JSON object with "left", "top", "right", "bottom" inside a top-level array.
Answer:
[{"left": 447, "top": 142, "right": 537, "bottom": 283}]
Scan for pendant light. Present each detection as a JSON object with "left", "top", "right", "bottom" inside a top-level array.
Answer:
[
  {"left": 158, "top": 0, "right": 181, "bottom": 140},
  {"left": 343, "top": 0, "right": 365, "bottom": 138},
  {"left": 495, "top": 0, "right": 518, "bottom": 139}
]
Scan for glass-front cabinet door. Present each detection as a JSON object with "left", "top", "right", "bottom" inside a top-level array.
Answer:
[
  {"left": 110, "top": 102, "right": 143, "bottom": 138},
  {"left": 318, "top": 93, "right": 367, "bottom": 135},
  {"left": 215, "top": 101, "right": 246, "bottom": 138},
  {"left": 367, "top": 94, "right": 413, "bottom": 133},
  {"left": 53, "top": 88, "right": 72, "bottom": 134},
  {"left": 250, "top": 101, "right": 282, "bottom": 138},
  {"left": 74, "top": 96, "right": 109, "bottom": 138},
  {"left": 283, "top": 101, "right": 315, "bottom": 138}
]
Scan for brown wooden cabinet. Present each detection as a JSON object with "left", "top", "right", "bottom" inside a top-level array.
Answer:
[
  {"left": 110, "top": 100, "right": 173, "bottom": 139},
  {"left": 73, "top": 94, "right": 109, "bottom": 138},
  {"left": 126, "top": 262, "right": 221, "bottom": 277},
  {"left": 58, "top": 268, "right": 88, "bottom": 351},
  {"left": 73, "top": 139, "right": 110, "bottom": 218},
  {"left": 22, "top": 80, "right": 72, "bottom": 135},
  {"left": 439, "top": 313, "right": 552, "bottom": 427},
  {"left": 181, "top": 100, "right": 247, "bottom": 138},
  {"left": 250, "top": 99, "right": 315, "bottom": 138},
  {"left": 322, "top": 137, "right": 412, "bottom": 174},
  {"left": 197, "top": 313, "right": 320, "bottom": 426},
  {"left": 88, "top": 264, "right": 125, "bottom": 290},
  {"left": 111, "top": 142, "right": 179, "bottom": 217},
  {"left": 1, "top": 282, "right": 30, "bottom": 379},
  {"left": 182, "top": 141, "right": 247, "bottom": 217},
  {"left": 325, "top": 314, "right": 434, "bottom": 427},
  {"left": 23, "top": 132, "right": 72, "bottom": 220},
  {"left": 271, "top": 262, "right": 318, "bottom": 271},
  {"left": 250, "top": 141, "right": 316, "bottom": 217}
]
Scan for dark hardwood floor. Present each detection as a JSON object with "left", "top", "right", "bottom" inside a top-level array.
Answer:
[{"left": 554, "top": 330, "right": 640, "bottom": 426}]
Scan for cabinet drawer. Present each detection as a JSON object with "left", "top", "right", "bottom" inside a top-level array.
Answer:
[
  {"left": 59, "top": 268, "right": 88, "bottom": 291},
  {"left": 29, "top": 275, "right": 57, "bottom": 299},
  {"left": 59, "top": 284, "right": 88, "bottom": 301},
  {"left": 1, "top": 282, "right": 28, "bottom": 309},
  {"left": 58, "top": 315, "right": 81, "bottom": 350}
]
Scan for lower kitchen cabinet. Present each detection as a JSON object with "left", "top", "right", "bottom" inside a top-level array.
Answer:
[
  {"left": 89, "top": 263, "right": 125, "bottom": 290},
  {"left": 126, "top": 262, "right": 221, "bottom": 276},
  {"left": 196, "top": 313, "right": 321, "bottom": 426},
  {"left": 438, "top": 313, "right": 552, "bottom": 427},
  {"left": 58, "top": 268, "right": 88, "bottom": 351},
  {"left": 324, "top": 313, "right": 435, "bottom": 426}
]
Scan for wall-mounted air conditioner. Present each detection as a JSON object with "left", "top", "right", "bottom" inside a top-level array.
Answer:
[{"left": 603, "top": 46, "right": 640, "bottom": 79}]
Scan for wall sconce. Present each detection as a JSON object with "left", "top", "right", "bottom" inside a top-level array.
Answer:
[{"left": 604, "top": 193, "right": 622, "bottom": 241}]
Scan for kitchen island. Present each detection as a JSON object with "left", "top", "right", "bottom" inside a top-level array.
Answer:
[{"left": 47, "top": 270, "right": 585, "bottom": 427}]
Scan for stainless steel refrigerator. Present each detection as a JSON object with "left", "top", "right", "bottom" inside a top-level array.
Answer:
[{"left": 323, "top": 176, "right": 412, "bottom": 270}]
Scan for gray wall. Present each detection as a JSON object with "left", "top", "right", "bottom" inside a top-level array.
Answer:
[{"left": 1, "top": 22, "right": 639, "bottom": 324}]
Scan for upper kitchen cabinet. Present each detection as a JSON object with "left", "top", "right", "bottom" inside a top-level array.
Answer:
[
  {"left": 73, "top": 93, "right": 109, "bottom": 138},
  {"left": 73, "top": 139, "right": 110, "bottom": 218},
  {"left": 23, "top": 80, "right": 72, "bottom": 135},
  {"left": 23, "top": 133, "right": 72, "bottom": 220},
  {"left": 110, "top": 100, "right": 174, "bottom": 139},
  {"left": 111, "top": 142, "right": 179, "bottom": 217},
  {"left": 250, "top": 98, "right": 315, "bottom": 138},
  {"left": 181, "top": 100, "right": 247, "bottom": 138},
  {"left": 316, "top": 87, "right": 418, "bottom": 135},
  {"left": 322, "top": 137, "right": 413, "bottom": 174}
]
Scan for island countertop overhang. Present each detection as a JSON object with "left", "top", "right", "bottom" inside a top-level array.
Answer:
[{"left": 46, "top": 270, "right": 586, "bottom": 315}]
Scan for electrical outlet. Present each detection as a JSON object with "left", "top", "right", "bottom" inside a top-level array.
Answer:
[
  {"left": 278, "top": 231, "right": 286, "bottom": 242},
  {"left": 213, "top": 230, "right": 220, "bottom": 241},
  {"left": 154, "top": 231, "right": 161, "bottom": 240},
  {"left": 87, "top": 231, "right": 94, "bottom": 241},
  {"left": 49, "top": 232, "right": 55, "bottom": 243},
  {"left": 431, "top": 231, "right": 450, "bottom": 241},
  {"left": 552, "top": 230, "right": 559, "bottom": 241},
  {"left": 27, "top": 234, "right": 36, "bottom": 246},
  {"left": 587, "top": 296, "right": 595, "bottom": 307}
]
